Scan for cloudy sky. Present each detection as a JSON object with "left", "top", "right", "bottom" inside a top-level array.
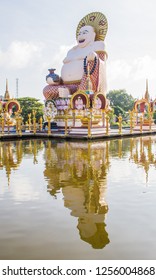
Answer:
[{"left": 0, "top": 0, "right": 156, "bottom": 102}]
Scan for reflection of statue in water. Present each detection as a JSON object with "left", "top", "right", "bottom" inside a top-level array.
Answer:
[
  {"left": 62, "top": 182, "right": 109, "bottom": 249},
  {"left": 43, "top": 140, "right": 110, "bottom": 249},
  {"left": 78, "top": 211, "right": 109, "bottom": 249},
  {"left": 43, "top": 12, "right": 108, "bottom": 100}
]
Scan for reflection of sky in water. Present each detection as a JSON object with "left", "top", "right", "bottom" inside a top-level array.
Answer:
[
  {"left": 0, "top": 154, "right": 45, "bottom": 202},
  {"left": 0, "top": 137, "right": 156, "bottom": 260}
]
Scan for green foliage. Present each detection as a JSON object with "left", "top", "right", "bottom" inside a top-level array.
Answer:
[
  {"left": 153, "top": 111, "right": 156, "bottom": 124},
  {"left": 17, "top": 97, "right": 44, "bottom": 123},
  {"left": 113, "top": 105, "right": 126, "bottom": 118},
  {"left": 106, "top": 89, "right": 135, "bottom": 119},
  {"left": 144, "top": 112, "right": 150, "bottom": 119},
  {"left": 107, "top": 107, "right": 115, "bottom": 124}
]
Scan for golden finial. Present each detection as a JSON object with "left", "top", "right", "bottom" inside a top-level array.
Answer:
[{"left": 146, "top": 78, "right": 148, "bottom": 92}]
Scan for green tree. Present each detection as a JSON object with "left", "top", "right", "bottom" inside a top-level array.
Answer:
[
  {"left": 17, "top": 97, "right": 44, "bottom": 123},
  {"left": 153, "top": 111, "right": 156, "bottom": 124},
  {"left": 106, "top": 89, "right": 135, "bottom": 119}
]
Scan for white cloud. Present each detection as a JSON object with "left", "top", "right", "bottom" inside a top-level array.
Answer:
[
  {"left": 133, "top": 55, "right": 156, "bottom": 80},
  {"left": 0, "top": 176, "right": 40, "bottom": 202},
  {"left": 41, "top": 44, "right": 74, "bottom": 75},
  {"left": 11, "top": 178, "right": 40, "bottom": 202},
  {"left": 0, "top": 41, "right": 44, "bottom": 69},
  {"left": 107, "top": 59, "right": 131, "bottom": 80},
  {"left": 53, "top": 45, "right": 74, "bottom": 63},
  {"left": 107, "top": 55, "right": 156, "bottom": 83}
]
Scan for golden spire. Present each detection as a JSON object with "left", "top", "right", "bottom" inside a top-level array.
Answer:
[
  {"left": 144, "top": 79, "right": 150, "bottom": 101},
  {"left": 4, "top": 79, "right": 10, "bottom": 100}
]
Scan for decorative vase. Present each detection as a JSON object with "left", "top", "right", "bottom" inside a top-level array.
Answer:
[{"left": 46, "top": 68, "right": 60, "bottom": 85}]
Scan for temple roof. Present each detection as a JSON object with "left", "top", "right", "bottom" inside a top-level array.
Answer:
[{"left": 144, "top": 79, "right": 150, "bottom": 101}]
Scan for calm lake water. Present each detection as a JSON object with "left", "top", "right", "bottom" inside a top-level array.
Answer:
[{"left": 0, "top": 136, "right": 156, "bottom": 260}]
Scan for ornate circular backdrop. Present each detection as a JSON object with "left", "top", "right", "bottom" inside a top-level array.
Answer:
[{"left": 76, "top": 12, "right": 108, "bottom": 41}]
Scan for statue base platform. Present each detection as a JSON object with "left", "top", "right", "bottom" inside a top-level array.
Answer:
[
  {"left": 0, "top": 126, "right": 16, "bottom": 132},
  {"left": 80, "top": 117, "right": 100, "bottom": 127},
  {"left": 69, "top": 127, "right": 105, "bottom": 136}
]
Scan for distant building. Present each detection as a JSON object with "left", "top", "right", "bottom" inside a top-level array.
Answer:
[
  {"left": 133, "top": 79, "right": 156, "bottom": 125},
  {"left": 0, "top": 79, "right": 20, "bottom": 118},
  {"left": 133, "top": 79, "right": 156, "bottom": 114}
]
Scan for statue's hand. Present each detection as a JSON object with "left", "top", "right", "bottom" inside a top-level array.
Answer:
[
  {"left": 87, "top": 51, "right": 98, "bottom": 61},
  {"left": 46, "top": 77, "right": 54, "bottom": 85}
]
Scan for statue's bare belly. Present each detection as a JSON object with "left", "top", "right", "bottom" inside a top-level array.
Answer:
[{"left": 61, "top": 60, "right": 83, "bottom": 82}]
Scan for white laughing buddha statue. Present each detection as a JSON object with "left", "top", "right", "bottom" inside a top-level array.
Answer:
[{"left": 43, "top": 12, "right": 108, "bottom": 100}]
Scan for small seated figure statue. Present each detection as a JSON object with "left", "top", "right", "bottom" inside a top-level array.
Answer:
[
  {"left": 43, "top": 12, "right": 108, "bottom": 100},
  {"left": 3, "top": 111, "right": 16, "bottom": 125}
]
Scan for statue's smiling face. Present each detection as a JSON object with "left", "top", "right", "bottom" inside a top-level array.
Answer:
[{"left": 77, "top": 25, "right": 96, "bottom": 48}]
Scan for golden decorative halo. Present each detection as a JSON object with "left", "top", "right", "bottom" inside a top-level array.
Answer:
[
  {"left": 5, "top": 99, "right": 21, "bottom": 111},
  {"left": 76, "top": 12, "right": 108, "bottom": 41},
  {"left": 134, "top": 99, "right": 150, "bottom": 112},
  {"left": 70, "top": 90, "right": 90, "bottom": 109},
  {"left": 92, "top": 92, "right": 107, "bottom": 109}
]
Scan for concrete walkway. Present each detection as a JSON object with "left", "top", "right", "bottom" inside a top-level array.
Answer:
[{"left": 1, "top": 126, "right": 156, "bottom": 141}]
